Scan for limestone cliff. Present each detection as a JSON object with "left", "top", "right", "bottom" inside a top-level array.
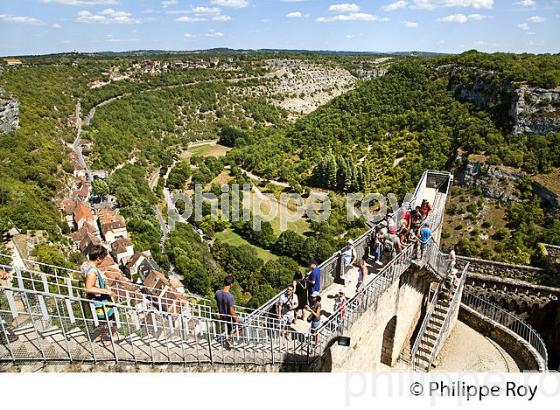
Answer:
[
  {"left": 457, "top": 156, "right": 524, "bottom": 202},
  {"left": 448, "top": 66, "right": 560, "bottom": 135},
  {"left": 0, "top": 98, "right": 19, "bottom": 135}
]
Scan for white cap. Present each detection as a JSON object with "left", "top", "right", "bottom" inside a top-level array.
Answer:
[
  {"left": 311, "top": 291, "right": 320, "bottom": 298},
  {"left": 347, "top": 239, "right": 354, "bottom": 245}
]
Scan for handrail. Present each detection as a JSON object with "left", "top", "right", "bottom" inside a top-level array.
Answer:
[
  {"left": 426, "top": 263, "right": 468, "bottom": 368},
  {"left": 411, "top": 281, "right": 442, "bottom": 371},
  {"left": 0, "top": 285, "right": 310, "bottom": 365},
  {"left": 0, "top": 253, "right": 269, "bottom": 319},
  {"left": 461, "top": 290, "right": 548, "bottom": 369}
]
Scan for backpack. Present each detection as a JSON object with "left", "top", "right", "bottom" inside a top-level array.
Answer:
[{"left": 383, "top": 239, "right": 394, "bottom": 253}]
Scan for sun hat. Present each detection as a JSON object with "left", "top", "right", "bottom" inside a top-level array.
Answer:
[{"left": 347, "top": 239, "right": 354, "bottom": 245}]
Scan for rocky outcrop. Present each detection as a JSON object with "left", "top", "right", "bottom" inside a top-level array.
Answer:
[
  {"left": 457, "top": 158, "right": 524, "bottom": 202},
  {"left": 510, "top": 86, "right": 560, "bottom": 135},
  {"left": 532, "top": 181, "right": 560, "bottom": 211},
  {"left": 448, "top": 66, "right": 560, "bottom": 135},
  {"left": 0, "top": 98, "right": 19, "bottom": 135}
]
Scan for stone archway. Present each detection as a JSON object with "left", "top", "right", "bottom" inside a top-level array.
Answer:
[{"left": 380, "top": 316, "right": 397, "bottom": 366}]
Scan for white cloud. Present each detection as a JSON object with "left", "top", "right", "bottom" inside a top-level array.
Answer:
[
  {"left": 286, "top": 11, "right": 303, "bottom": 18},
  {"left": 206, "top": 29, "right": 224, "bottom": 37},
  {"left": 0, "top": 14, "right": 43, "bottom": 24},
  {"left": 517, "top": 22, "right": 530, "bottom": 29},
  {"left": 402, "top": 20, "right": 418, "bottom": 27},
  {"left": 161, "top": 0, "right": 178, "bottom": 8},
  {"left": 212, "top": 15, "right": 232, "bottom": 21},
  {"left": 76, "top": 9, "right": 140, "bottom": 24},
  {"left": 52, "top": 23, "right": 62, "bottom": 28},
  {"left": 191, "top": 7, "right": 221, "bottom": 15},
  {"left": 528, "top": 15, "right": 544, "bottom": 23},
  {"left": 328, "top": 3, "right": 360, "bottom": 13},
  {"left": 514, "top": 0, "right": 535, "bottom": 6},
  {"left": 380, "top": 17, "right": 390, "bottom": 21},
  {"left": 41, "top": 0, "right": 118, "bottom": 5},
  {"left": 382, "top": 1, "right": 408, "bottom": 11},
  {"left": 184, "top": 33, "right": 196, "bottom": 38},
  {"left": 175, "top": 16, "right": 207, "bottom": 22},
  {"left": 211, "top": 0, "right": 248, "bottom": 8},
  {"left": 438, "top": 13, "right": 488, "bottom": 22},
  {"left": 411, "top": 0, "right": 493, "bottom": 9},
  {"left": 317, "top": 13, "right": 378, "bottom": 22}
]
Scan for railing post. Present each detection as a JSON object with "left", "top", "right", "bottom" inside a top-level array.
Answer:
[{"left": 207, "top": 323, "right": 213, "bottom": 365}]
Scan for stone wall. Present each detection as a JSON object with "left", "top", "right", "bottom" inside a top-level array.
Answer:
[
  {"left": 455, "top": 255, "right": 546, "bottom": 283},
  {"left": 543, "top": 243, "right": 560, "bottom": 265},
  {"left": 323, "top": 268, "right": 432, "bottom": 372},
  {"left": 459, "top": 305, "right": 546, "bottom": 371},
  {"left": 0, "top": 98, "right": 19, "bottom": 135}
]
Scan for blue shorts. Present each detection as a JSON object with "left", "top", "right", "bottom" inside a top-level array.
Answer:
[{"left": 311, "top": 320, "right": 321, "bottom": 330}]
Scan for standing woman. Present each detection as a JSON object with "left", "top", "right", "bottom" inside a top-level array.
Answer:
[
  {"left": 293, "top": 272, "right": 308, "bottom": 321},
  {"left": 306, "top": 291, "right": 322, "bottom": 343},
  {"left": 355, "top": 258, "right": 368, "bottom": 293}
]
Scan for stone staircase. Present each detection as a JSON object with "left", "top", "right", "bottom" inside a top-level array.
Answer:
[{"left": 412, "top": 294, "right": 451, "bottom": 372}]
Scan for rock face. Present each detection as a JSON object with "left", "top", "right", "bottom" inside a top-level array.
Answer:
[
  {"left": 510, "top": 86, "right": 560, "bottom": 135},
  {"left": 0, "top": 98, "right": 19, "bottom": 135},
  {"left": 458, "top": 159, "right": 524, "bottom": 202},
  {"left": 448, "top": 66, "right": 560, "bottom": 135}
]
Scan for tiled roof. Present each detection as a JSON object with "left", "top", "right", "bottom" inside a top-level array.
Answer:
[
  {"left": 73, "top": 201, "right": 94, "bottom": 223},
  {"left": 111, "top": 237, "right": 133, "bottom": 255}
]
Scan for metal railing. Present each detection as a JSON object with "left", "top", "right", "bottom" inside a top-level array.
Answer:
[
  {"left": 411, "top": 280, "right": 443, "bottom": 371},
  {"left": 425, "top": 263, "right": 468, "bottom": 369},
  {"left": 461, "top": 290, "right": 548, "bottom": 369},
  {"left": 411, "top": 262, "right": 467, "bottom": 371},
  {"left": 0, "top": 253, "right": 275, "bottom": 322},
  {"left": 0, "top": 286, "right": 311, "bottom": 366}
]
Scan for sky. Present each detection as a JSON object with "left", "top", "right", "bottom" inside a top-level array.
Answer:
[{"left": 0, "top": 0, "right": 559, "bottom": 56}]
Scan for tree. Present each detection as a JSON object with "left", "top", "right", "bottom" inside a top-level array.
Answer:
[
  {"left": 92, "top": 178, "right": 110, "bottom": 196},
  {"left": 274, "top": 230, "right": 305, "bottom": 258},
  {"left": 260, "top": 257, "right": 300, "bottom": 289}
]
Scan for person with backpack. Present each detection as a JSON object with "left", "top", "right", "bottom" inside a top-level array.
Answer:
[
  {"left": 383, "top": 226, "right": 402, "bottom": 263},
  {"left": 277, "top": 284, "right": 298, "bottom": 330},
  {"left": 371, "top": 222, "right": 387, "bottom": 267},
  {"left": 411, "top": 205, "right": 423, "bottom": 234},
  {"left": 81, "top": 245, "right": 117, "bottom": 342}
]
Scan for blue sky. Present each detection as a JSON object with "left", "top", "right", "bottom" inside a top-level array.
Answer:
[{"left": 0, "top": 0, "right": 559, "bottom": 56}]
